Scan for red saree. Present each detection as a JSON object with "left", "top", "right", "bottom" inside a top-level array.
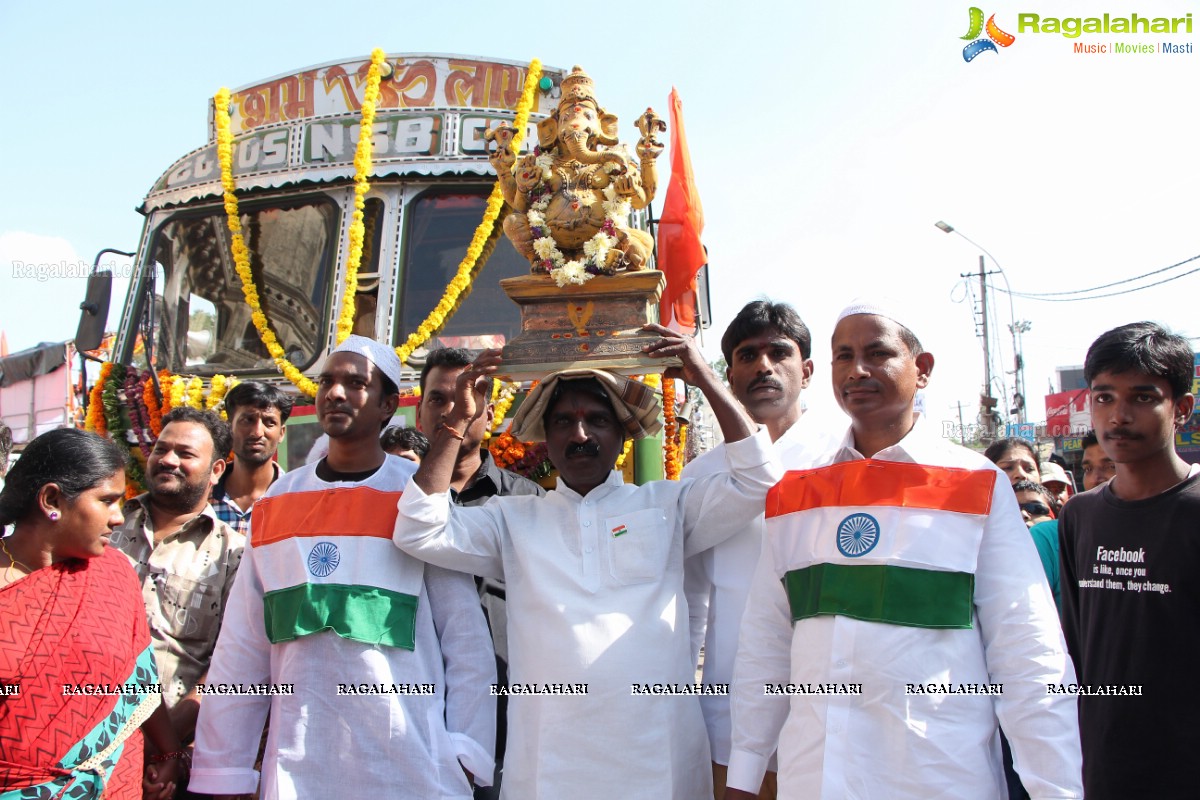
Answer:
[{"left": 0, "top": 546, "right": 155, "bottom": 800}]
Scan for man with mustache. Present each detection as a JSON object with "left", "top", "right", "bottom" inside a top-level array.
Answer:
[
  {"left": 683, "top": 300, "right": 830, "bottom": 800},
  {"left": 1059, "top": 322, "right": 1199, "bottom": 800},
  {"left": 210, "top": 381, "right": 293, "bottom": 536},
  {"left": 190, "top": 336, "right": 496, "bottom": 799},
  {"left": 394, "top": 325, "right": 782, "bottom": 799},
  {"left": 109, "top": 406, "right": 243, "bottom": 747},
  {"left": 414, "top": 346, "right": 545, "bottom": 800},
  {"left": 726, "top": 301, "right": 1081, "bottom": 800}
]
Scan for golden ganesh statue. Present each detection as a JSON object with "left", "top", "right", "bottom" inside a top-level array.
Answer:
[{"left": 487, "top": 66, "right": 666, "bottom": 286}]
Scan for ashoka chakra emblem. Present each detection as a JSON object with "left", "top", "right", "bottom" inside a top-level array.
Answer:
[
  {"left": 307, "top": 542, "right": 341, "bottom": 577},
  {"left": 836, "top": 513, "right": 880, "bottom": 558}
]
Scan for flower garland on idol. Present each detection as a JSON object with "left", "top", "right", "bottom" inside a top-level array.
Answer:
[
  {"left": 395, "top": 58, "right": 543, "bottom": 364},
  {"left": 527, "top": 178, "right": 630, "bottom": 289}
]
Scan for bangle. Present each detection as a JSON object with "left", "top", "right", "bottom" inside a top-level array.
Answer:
[
  {"left": 149, "top": 749, "right": 190, "bottom": 765},
  {"left": 439, "top": 422, "right": 465, "bottom": 441}
]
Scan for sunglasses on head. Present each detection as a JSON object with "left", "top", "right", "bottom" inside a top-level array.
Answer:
[{"left": 1020, "top": 502, "right": 1050, "bottom": 517}]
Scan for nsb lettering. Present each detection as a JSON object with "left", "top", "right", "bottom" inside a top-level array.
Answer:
[{"left": 306, "top": 115, "right": 442, "bottom": 163}]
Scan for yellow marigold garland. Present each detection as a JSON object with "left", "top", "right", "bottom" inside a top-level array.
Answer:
[
  {"left": 205, "top": 374, "right": 239, "bottom": 419},
  {"left": 617, "top": 375, "right": 660, "bottom": 470},
  {"left": 395, "top": 58, "right": 543, "bottom": 364},
  {"left": 335, "top": 48, "right": 387, "bottom": 345},
  {"left": 158, "top": 370, "right": 175, "bottom": 414},
  {"left": 168, "top": 375, "right": 186, "bottom": 410},
  {"left": 215, "top": 86, "right": 319, "bottom": 396},
  {"left": 615, "top": 439, "right": 633, "bottom": 470},
  {"left": 486, "top": 381, "right": 520, "bottom": 440},
  {"left": 663, "top": 378, "right": 681, "bottom": 480},
  {"left": 186, "top": 377, "right": 204, "bottom": 409},
  {"left": 206, "top": 374, "right": 227, "bottom": 410}
]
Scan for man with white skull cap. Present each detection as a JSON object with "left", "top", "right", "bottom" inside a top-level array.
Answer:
[
  {"left": 191, "top": 336, "right": 496, "bottom": 799},
  {"left": 726, "top": 301, "right": 1083, "bottom": 800}
]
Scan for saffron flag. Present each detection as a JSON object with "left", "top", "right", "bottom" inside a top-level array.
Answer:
[{"left": 657, "top": 88, "right": 705, "bottom": 331}]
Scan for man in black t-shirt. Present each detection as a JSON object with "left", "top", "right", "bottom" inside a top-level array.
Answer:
[{"left": 1060, "top": 321, "right": 1199, "bottom": 800}]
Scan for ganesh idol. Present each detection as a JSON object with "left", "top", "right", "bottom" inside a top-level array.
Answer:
[{"left": 488, "top": 66, "right": 665, "bottom": 284}]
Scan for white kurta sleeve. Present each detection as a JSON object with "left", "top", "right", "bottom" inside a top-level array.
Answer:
[
  {"left": 394, "top": 481, "right": 506, "bottom": 580},
  {"left": 974, "top": 480, "right": 1084, "bottom": 799},
  {"left": 725, "top": 540, "right": 792, "bottom": 792},
  {"left": 188, "top": 539, "right": 272, "bottom": 796},
  {"left": 683, "top": 550, "right": 712, "bottom": 669},
  {"left": 424, "top": 564, "right": 498, "bottom": 787},
  {"left": 681, "top": 429, "right": 781, "bottom": 557}
]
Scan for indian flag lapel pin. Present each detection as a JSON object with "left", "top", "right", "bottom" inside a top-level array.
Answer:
[{"left": 611, "top": 524, "right": 629, "bottom": 537}]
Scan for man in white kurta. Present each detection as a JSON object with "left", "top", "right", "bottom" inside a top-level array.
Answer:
[
  {"left": 725, "top": 304, "right": 1082, "bottom": 800},
  {"left": 395, "top": 329, "right": 782, "bottom": 800},
  {"left": 682, "top": 300, "right": 830, "bottom": 798},
  {"left": 190, "top": 337, "right": 496, "bottom": 799}
]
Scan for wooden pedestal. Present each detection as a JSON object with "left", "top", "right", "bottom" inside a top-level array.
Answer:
[{"left": 498, "top": 270, "right": 680, "bottom": 380}]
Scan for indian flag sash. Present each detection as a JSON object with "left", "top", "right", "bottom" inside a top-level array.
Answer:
[
  {"left": 765, "top": 459, "right": 996, "bottom": 630},
  {"left": 251, "top": 485, "right": 423, "bottom": 649}
]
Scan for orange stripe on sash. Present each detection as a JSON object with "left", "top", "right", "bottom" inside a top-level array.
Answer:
[
  {"left": 766, "top": 459, "right": 995, "bottom": 518},
  {"left": 251, "top": 487, "right": 403, "bottom": 546}
]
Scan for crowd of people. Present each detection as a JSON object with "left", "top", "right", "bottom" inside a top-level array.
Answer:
[{"left": 0, "top": 302, "right": 1194, "bottom": 800}]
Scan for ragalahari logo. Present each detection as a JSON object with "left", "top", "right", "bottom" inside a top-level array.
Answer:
[{"left": 961, "top": 7, "right": 1016, "bottom": 61}]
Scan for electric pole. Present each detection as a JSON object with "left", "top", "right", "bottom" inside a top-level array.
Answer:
[{"left": 964, "top": 255, "right": 1000, "bottom": 438}]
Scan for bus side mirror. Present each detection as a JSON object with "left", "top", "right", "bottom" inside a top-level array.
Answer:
[{"left": 75, "top": 270, "right": 112, "bottom": 352}]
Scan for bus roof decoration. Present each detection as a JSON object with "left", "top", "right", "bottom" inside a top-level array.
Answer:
[{"left": 147, "top": 55, "right": 566, "bottom": 210}]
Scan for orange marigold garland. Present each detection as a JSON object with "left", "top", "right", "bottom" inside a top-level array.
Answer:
[
  {"left": 488, "top": 431, "right": 551, "bottom": 481},
  {"left": 85, "top": 362, "right": 113, "bottom": 435},
  {"left": 158, "top": 370, "right": 175, "bottom": 414},
  {"left": 662, "top": 378, "right": 681, "bottom": 480},
  {"left": 143, "top": 376, "right": 164, "bottom": 436}
]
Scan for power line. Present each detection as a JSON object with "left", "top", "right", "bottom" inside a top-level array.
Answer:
[
  {"left": 998, "top": 261, "right": 1200, "bottom": 303},
  {"left": 993, "top": 253, "right": 1200, "bottom": 299}
]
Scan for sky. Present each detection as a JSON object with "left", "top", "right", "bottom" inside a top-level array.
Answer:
[{"left": 1, "top": 0, "right": 1197, "bottom": 435}]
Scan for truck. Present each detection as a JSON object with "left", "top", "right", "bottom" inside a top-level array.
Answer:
[{"left": 80, "top": 52, "right": 709, "bottom": 489}]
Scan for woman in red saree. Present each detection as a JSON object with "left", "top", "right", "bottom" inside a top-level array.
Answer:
[{"left": 0, "top": 429, "right": 183, "bottom": 800}]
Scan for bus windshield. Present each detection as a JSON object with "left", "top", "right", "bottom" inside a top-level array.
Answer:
[
  {"left": 146, "top": 197, "right": 341, "bottom": 375},
  {"left": 398, "top": 188, "right": 527, "bottom": 353}
]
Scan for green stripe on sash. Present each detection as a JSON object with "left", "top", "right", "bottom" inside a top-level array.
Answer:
[
  {"left": 783, "top": 563, "right": 974, "bottom": 629},
  {"left": 263, "top": 584, "right": 419, "bottom": 650}
]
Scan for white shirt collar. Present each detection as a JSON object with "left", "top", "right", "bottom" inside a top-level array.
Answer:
[
  {"left": 554, "top": 468, "right": 625, "bottom": 501},
  {"left": 833, "top": 411, "right": 930, "bottom": 464}
]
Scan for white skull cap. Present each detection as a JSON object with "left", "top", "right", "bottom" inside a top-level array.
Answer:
[
  {"left": 835, "top": 298, "right": 911, "bottom": 333},
  {"left": 329, "top": 335, "right": 403, "bottom": 391}
]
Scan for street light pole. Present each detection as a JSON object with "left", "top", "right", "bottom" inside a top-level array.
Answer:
[{"left": 935, "top": 220, "right": 1031, "bottom": 425}]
